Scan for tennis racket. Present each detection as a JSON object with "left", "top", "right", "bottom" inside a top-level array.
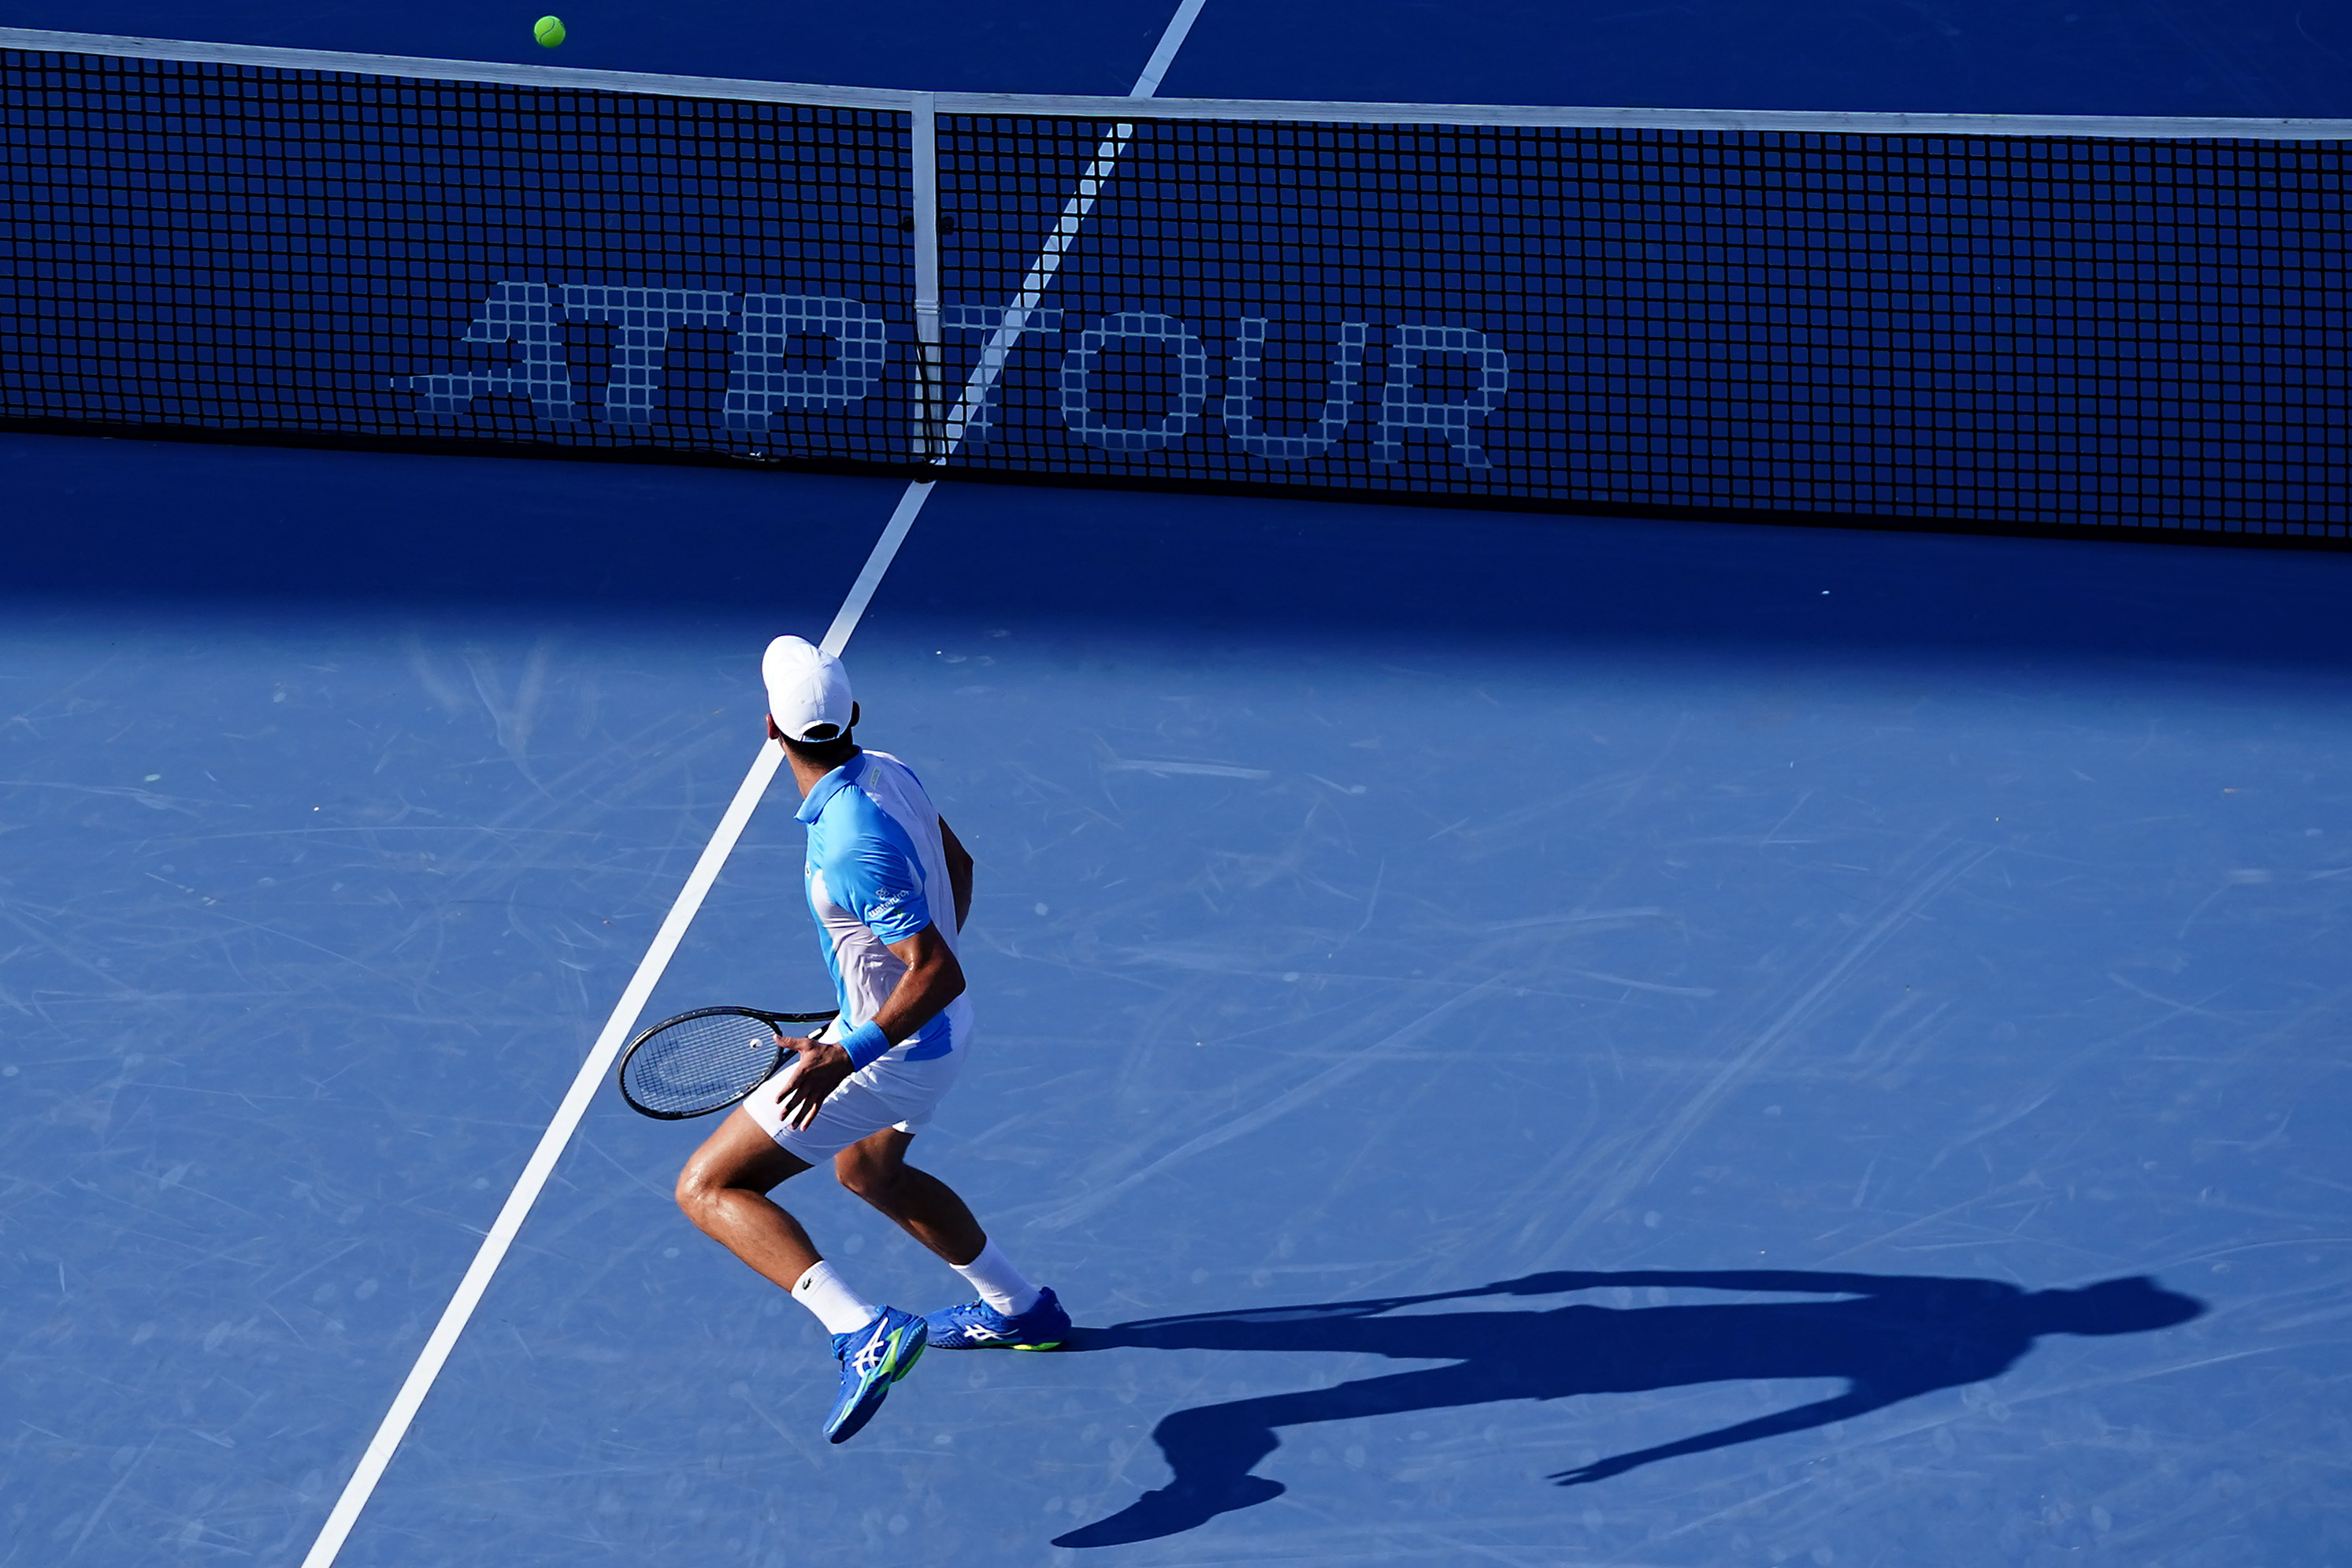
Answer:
[{"left": 614, "top": 1006, "right": 839, "bottom": 1119}]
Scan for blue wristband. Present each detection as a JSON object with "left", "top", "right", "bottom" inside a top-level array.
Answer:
[{"left": 836, "top": 1020, "right": 892, "bottom": 1071}]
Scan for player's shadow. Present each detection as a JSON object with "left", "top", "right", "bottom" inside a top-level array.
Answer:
[{"left": 1049, "top": 1268, "right": 2202, "bottom": 1548}]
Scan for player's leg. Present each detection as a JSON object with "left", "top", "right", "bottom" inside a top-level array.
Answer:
[
  {"left": 677, "top": 1092, "right": 926, "bottom": 1443},
  {"left": 836, "top": 1127, "right": 1071, "bottom": 1350},
  {"left": 673, "top": 1107, "right": 820, "bottom": 1289},
  {"left": 833, "top": 1126, "right": 984, "bottom": 1262},
  {"left": 673, "top": 1108, "right": 896, "bottom": 1344}
]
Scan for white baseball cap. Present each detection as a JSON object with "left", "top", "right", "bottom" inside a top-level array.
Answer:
[{"left": 762, "top": 636, "right": 855, "bottom": 742}]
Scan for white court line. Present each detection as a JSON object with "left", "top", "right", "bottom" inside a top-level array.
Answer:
[
  {"left": 939, "top": 134, "right": 1131, "bottom": 450},
  {"left": 294, "top": 7, "right": 1208, "bottom": 1566},
  {"left": 821, "top": 481, "right": 935, "bottom": 657},
  {"left": 1129, "top": 0, "right": 1207, "bottom": 98},
  {"left": 940, "top": 0, "right": 1204, "bottom": 450}
]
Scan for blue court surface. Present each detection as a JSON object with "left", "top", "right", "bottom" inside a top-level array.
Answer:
[{"left": 6, "top": 4, "right": 2352, "bottom": 1566}]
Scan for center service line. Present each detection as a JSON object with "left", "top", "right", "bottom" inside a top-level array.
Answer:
[
  {"left": 941, "top": 0, "right": 1205, "bottom": 449},
  {"left": 295, "top": 5, "right": 1208, "bottom": 1564}
]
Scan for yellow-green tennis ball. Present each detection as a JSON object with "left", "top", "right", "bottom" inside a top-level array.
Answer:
[{"left": 532, "top": 15, "right": 566, "bottom": 47}]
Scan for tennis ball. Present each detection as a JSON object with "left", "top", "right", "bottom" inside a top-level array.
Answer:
[{"left": 532, "top": 15, "right": 566, "bottom": 47}]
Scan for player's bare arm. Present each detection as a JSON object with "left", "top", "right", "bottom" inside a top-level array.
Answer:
[
  {"left": 771, "top": 925, "right": 966, "bottom": 1131},
  {"left": 940, "top": 818, "right": 974, "bottom": 930}
]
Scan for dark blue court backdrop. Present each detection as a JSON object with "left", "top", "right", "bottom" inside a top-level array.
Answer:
[{"left": 1, "top": 0, "right": 2346, "bottom": 114}]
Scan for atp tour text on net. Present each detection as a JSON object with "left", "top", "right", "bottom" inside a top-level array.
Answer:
[{"left": 391, "top": 282, "right": 1515, "bottom": 469}]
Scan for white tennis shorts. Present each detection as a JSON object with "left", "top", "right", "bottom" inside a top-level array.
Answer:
[{"left": 743, "top": 1041, "right": 967, "bottom": 1163}]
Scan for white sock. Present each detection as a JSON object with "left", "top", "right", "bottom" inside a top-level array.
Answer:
[
  {"left": 952, "top": 1239, "right": 1043, "bottom": 1318},
  {"left": 791, "top": 1260, "right": 881, "bottom": 1336}
]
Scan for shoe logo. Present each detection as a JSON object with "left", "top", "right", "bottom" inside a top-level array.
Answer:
[{"left": 848, "top": 1329, "right": 892, "bottom": 1379}]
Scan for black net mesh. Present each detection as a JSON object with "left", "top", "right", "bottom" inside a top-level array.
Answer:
[
  {"left": 0, "top": 46, "right": 916, "bottom": 463},
  {"left": 6, "top": 38, "right": 2349, "bottom": 538},
  {"left": 937, "top": 116, "right": 2352, "bottom": 536}
]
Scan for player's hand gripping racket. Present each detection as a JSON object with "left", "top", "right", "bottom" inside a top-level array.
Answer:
[{"left": 614, "top": 1006, "right": 839, "bottom": 1119}]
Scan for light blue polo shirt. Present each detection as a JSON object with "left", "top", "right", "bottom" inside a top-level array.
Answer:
[{"left": 793, "top": 749, "right": 970, "bottom": 1062}]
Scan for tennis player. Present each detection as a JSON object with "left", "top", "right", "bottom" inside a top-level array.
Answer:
[{"left": 673, "top": 636, "right": 1070, "bottom": 1444}]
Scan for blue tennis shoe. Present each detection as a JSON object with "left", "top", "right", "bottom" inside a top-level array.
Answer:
[
  {"left": 825, "top": 1306, "right": 927, "bottom": 1444},
  {"left": 924, "top": 1286, "right": 1072, "bottom": 1351}
]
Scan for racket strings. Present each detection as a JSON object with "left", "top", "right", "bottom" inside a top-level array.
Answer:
[{"left": 621, "top": 1013, "right": 784, "bottom": 1117}]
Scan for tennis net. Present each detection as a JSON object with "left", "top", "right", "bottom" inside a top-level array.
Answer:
[{"left": 5, "top": 28, "right": 2349, "bottom": 539}]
